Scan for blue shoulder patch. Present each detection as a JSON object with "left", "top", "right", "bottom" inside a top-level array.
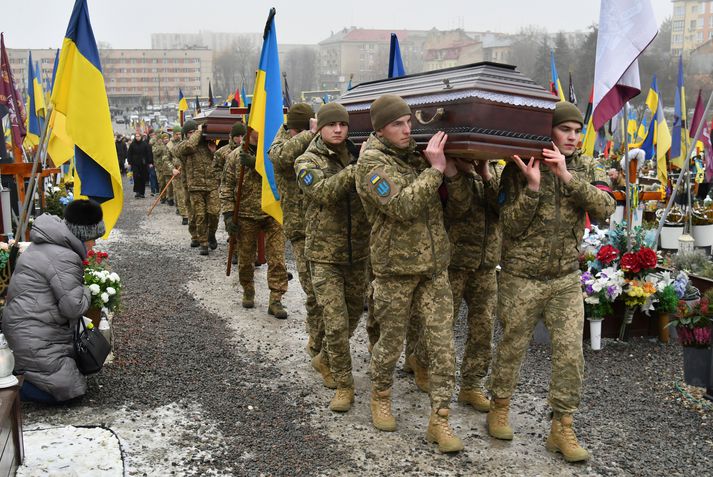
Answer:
[
  {"left": 498, "top": 190, "right": 506, "bottom": 205},
  {"left": 298, "top": 168, "right": 314, "bottom": 186}
]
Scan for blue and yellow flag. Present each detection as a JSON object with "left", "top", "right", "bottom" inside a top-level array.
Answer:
[
  {"left": 51, "top": 0, "right": 123, "bottom": 238},
  {"left": 550, "top": 50, "right": 566, "bottom": 102},
  {"left": 25, "top": 52, "right": 44, "bottom": 147},
  {"left": 388, "top": 33, "right": 406, "bottom": 79},
  {"left": 640, "top": 76, "right": 672, "bottom": 184},
  {"left": 248, "top": 8, "right": 283, "bottom": 223},
  {"left": 670, "top": 55, "right": 687, "bottom": 168},
  {"left": 177, "top": 88, "right": 188, "bottom": 123}
]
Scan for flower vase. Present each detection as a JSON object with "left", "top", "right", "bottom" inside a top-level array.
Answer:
[
  {"left": 85, "top": 306, "right": 102, "bottom": 328},
  {"left": 588, "top": 318, "right": 603, "bottom": 350},
  {"left": 682, "top": 346, "right": 712, "bottom": 388},
  {"left": 618, "top": 306, "right": 636, "bottom": 341},
  {"left": 657, "top": 313, "right": 670, "bottom": 344}
]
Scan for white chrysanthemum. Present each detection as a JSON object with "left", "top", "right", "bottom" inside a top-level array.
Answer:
[
  {"left": 101, "top": 292, "right": 109, "bottom": 303},
  {"left": 89, "top": 284, "right": 101, "bottom": 295},
  {"left": 109, "top": 272, "right": 120, "bottom": 283},
  {"left": 106, "top": 287, "right": 116, "bottom": 296}
]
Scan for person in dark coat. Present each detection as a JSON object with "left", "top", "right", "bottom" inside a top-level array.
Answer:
[
  {"left": 2, "top": 199, "right": 105, "bottom": 403},
  {"left": 127, "top": 133, "right": 150, "bottom": 198},
  {"left": 115, "top": 135, "right": 127, "bottom": 175}
]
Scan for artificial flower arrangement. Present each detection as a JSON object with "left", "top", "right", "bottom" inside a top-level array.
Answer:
[
  {"left": 669, "top": 288, "right": 712, "bottom": 348},
  {"left": 83, "top": 249, "right": 121, "bottom": 314},
  {"left": 580, "top": 266, "right": 625, "bottom": 319},
  {"left": 44, "top": 186, "right": 74, "bottom": 218}
]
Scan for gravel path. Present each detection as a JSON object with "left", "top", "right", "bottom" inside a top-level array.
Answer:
[{"left": 20, "top": 181, "right": 713, "bottom": 476}]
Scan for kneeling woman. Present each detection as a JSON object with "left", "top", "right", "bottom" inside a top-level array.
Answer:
[{"left": 2, "top": 199, "right": 105, "bottom": 403}]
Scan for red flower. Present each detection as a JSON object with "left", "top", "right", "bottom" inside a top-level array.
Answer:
[
  {"left": 82, "top": 260, "right": 89, "bottom": 266},
  {"left": 701, "top": 298, "right": 709, "bottom": 315},
  {"left": 87, "top": 250, "right": 95, "bottom": 257},
  {"left": 620, "top": 252, "right": 641, "bottom": 273},
  {"left": 636, "top": 247, "right": 657, "bottom": 270},
  {"left": 100, "top": 252, "right": 109, "bottom": 259},
  {"left": 597, "top": 245, "right": 620, "bottom": 265}
]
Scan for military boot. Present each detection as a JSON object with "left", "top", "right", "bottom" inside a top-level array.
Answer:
[
  {"left": 458, "top": 387, "right": 491, "bottom": 413},
  {"left": 182, "top": 217, "right": 189, "bottom": 225},
  {"left": 190, "top": 239, "right": 200, "bottom": 247},
  {"left": 426, "top": 408, "right": 464, "bottom": 453},
  {"left": 242, "top": 291, "right": 255, "bottom": 309},
  {"left": 199, "top": 245, "right": 209, "bottom": 256},
  {"left": 268, "top": 300, "right": 288, "bottom": 319},
  {"left": 208, "top": 233, "right": 218, "bottom": 250},
  {"left": 545, "top": 414, "right": 590, "bottom": 462},
  {"left": 487, "top": 397, "right": 513, "bottom": 440},
  {"left": 329, "top": 387, "right": 355, "bottom": 412},
  {"left": 405, "top": 354, "right": 429, "bottom": 393},
  {"left": 167, "top": 199, "right": 175, "bottom": 206},
  {"left": 311, "top": 352, "right": 336, "bottom": 389},
  {"left": 370, "top": 388, "right": 396, "bottom": 432}
]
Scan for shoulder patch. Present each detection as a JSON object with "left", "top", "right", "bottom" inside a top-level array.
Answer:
[
  {"left": 498, "top": 190, "right": 507, "bottom": 205},
  {"left": 368, "top": 168, "right": 399, "bottom": 203},
  {"left": 298, "top": 168, "right": 315, "bottom": 186}
]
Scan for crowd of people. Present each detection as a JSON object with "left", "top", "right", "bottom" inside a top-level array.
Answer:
[{"left": 141, "top": 96, "right": 615, "bottom": 459}]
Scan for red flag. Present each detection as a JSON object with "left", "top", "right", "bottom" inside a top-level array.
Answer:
[
  {"left": 0, "top": 33, "right": 27, "bottom": 150},
  {"left": 703, "top": 119, "right": 713, "bottom": 181},
  {"left": 689, "top": 89, "right": 704, "bottom": 139},
  {"left": 231, "top": 86, "right": 241, "bottom": 107}
]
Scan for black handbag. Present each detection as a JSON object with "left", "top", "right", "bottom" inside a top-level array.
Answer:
[{"left": 74, "top": 317, "right": 111, "bottom": 375}]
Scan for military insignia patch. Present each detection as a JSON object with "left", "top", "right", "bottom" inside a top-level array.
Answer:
[
  {"left": 298, "top": 168, "right": 314, "bottom": 186},
  {"left": 368, "top": 169, "right": 398, "bottom": 203},
  {"left": 498, "top": 190, "right": 506, "bottom": 205}
]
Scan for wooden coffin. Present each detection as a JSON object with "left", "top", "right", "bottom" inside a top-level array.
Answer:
[
  {"left": 192, "top": 106, "right": 248, "bottom": 141},
  {"left": 337, "top": 62, "right": 558, "bottom": 160}
]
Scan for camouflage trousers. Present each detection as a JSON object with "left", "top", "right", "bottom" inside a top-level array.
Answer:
[
  {"left": 189, "top": 190, "right": 219, "bottom": 246},
  {"left": 237, "top": 217, "right": 288, "bottom": 302},
  {"left": 310, "top": 260, "right": 367, "bottom": 388},
  {"left": 364, "top": 259, "right": 380, "bottom": 348},
  {"left": 488, "top": 270, "right": 584, "bottom": 414},
  {"left": 450, "top": 266, "right": 497, "bottom": 390},
  {"left": 174, "top": 175, "right": 189, "bottom": 218},
  {"left": 370, "top": 270, "right": 456, "bottom": 410},
  {"left": 159, "top": 174, "right": 174, "bottom": 201},
  {"left": 292, "top": 237, "right": 324, "bottom": 358}
]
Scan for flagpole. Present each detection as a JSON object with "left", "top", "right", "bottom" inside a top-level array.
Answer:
[
  {"left": 655, "top": 91, "right": 713, "bottom": 245},
  {"left": 623, "top": 102, "right": 632, "bottom": 251}
]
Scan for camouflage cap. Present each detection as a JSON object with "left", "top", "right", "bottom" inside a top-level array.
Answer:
[
  {"left": 172, "top": 124, "right": 182, "bottom": 134},
  {"left": 552, "top": 101, "right": 584, "bottom": 127},
  {"left": 286, "top": 103, "right": 314, "bottom": 131},
  {"left": 370, "top": 94, "right": 411, "bottom": 131},
  {"left": 317, "top": 103, "right": 349, "bottom": 130},
  {"left": 182, "top": 119, "right": 198, "bottom": 135}
]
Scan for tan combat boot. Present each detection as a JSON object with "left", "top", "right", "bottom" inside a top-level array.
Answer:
[
  {"left": 242, "top": 291, "right": 255, "bottom": 309},
  {"left": 487, "top": 397, "right": 513, "bottom": 440},
  {"left": 370, "top": 388, "right": 397, "bottom": 431},
  {"left": 545, "top": 414, "right": 590, "bottom": 462},
  {"left": 426, "top": 408, "right": 464, "bottom": 453},
  {"left": 329, "top": 387, "right": 355, "bottom": 412},
  {"left": 268, "top": 300, "right": 288, "bottom": 319},
  {"left": 458, "top": 387, "right": 491, "bottom": 413},
  {"left": 405, "top": 354, "right": 429, "bottom": 393},
  {"left": 311, "top": 352, "right": 336, "bottom": 389}
]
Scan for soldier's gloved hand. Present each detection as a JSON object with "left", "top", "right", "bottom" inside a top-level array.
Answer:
[
  {"left": 239, "top": 152, "right": 255, "bottom": 167},
  {"left": 223, "top": 212, "right": 239, "bottom": 235}
]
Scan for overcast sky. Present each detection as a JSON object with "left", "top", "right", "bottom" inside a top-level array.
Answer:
[{"left": 3, "top": 0, "right": 674, "bottom": 49}]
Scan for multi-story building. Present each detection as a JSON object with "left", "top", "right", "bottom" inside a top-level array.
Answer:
[
  {"left": 422, "top": 30, "right": 483, "bottom": 71},
  {"left": 151, "top": 31, "right": 261, "bottom": 51},
  {"left": 6, "top": 48, "right": 213, "bottom": 108},
  {"left": 671, "top": 0, "right": 713, "bottom": 56}
]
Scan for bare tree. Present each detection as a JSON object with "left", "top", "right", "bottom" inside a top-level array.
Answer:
[{"left": 282, "top": 47, "right": 319, "bottom": 97}]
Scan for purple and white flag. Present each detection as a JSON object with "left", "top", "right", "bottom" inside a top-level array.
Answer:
[{"left": 592, "top": 0, "right": 657, "bottom": 130}]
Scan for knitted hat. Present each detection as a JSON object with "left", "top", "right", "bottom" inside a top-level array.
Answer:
[
  {"left": 552, "top": 101, "right": 584, "bottom": 127},
  {"left": 63, "top": 199, "right": 105, "bottom": 242},
  {"left": 286, "top": 103, "right": 314, "bottom": 130},
  {"left": 231, "top": 121, "right": 247, "bottom": 138},
  {"left": 182, "top": 119, "right": 198, "bottom": 135},
  {"left": 172, "top": 124, "right": 182, "bottom": 134},
  {"left": 317, "top": 103, "right": 349, "bottom": 130},
  {"left": 370, "top": 94, "right": 411, "bottom": 131}
]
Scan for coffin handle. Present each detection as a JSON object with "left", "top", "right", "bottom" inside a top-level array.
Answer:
[{"left": 414, "top": 107, "right": 445, "bottom": 126}]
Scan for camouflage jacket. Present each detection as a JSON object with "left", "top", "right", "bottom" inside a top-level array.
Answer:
[
  {"left": 445, "top": 164, "right": 502, "bottom": 270},
  {"left": 269, "top": 127, "right": 316, "bottom": 241},
  {"left": 220, "top": 145, "right": 267, "bottom": 220},
  {"left": 355, "top": 133, "right": 469, "bottom": 277},
  {"left": 173, "top": 131, "right": 219, "bottom": 192},
  {"left": 295, "top": 136, "right": 369, "bottom": 265},
  {"left": 499, "top": 151, "right": 616, "bottom": 280},
  {"left": 152, "top": 141, "right": 171, "bottom": 176},
  {"left": 213, "top": 141, "right": 237, "bottom": 179}
]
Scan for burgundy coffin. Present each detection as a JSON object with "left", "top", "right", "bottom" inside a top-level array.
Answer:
[
  {"left": 193, "top": 106, "right": 249, "bottom": 141},
  {"left": 337, "top": 62, "right": 558, "bottom": 160}
]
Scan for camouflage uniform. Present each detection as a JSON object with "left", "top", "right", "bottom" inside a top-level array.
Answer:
[
  {"left": 214, "top": 140, "right": 237, "bottom": 187},
  {"left": 220, "top": 145, "right": 288, "bottom": 302},
  {"left": 173, "top": 131, "right": 220, "bottom": 247},
  {"left": 295, "top": 136, "right": 370, "bottom": 388},
  {"left": 355, "top": 133, "right": 469, "bottom": 410},
  {"left": 445, "top": 164, "right": 501, "bottom": 390},
  {"left": 489, "top": 152, "right": 615, "bottom": 414},
  {"left": 269, "top": 127, "right": 322, "bottom": 353},
  {"left": 168, "top": 138, "right": 191, "bottom": 221},
  {"left": 153, "top": 140, "right": 174, "bottom": 201}
]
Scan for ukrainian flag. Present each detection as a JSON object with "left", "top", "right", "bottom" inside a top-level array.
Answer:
[
  {"left": 25, "top": 52, "right": 44, "bottom": 147},
  {"left": 248, "top": 8, "right": 283, "bottom": 223},
  {"left": 670, "top": 55, "right": 687, "bottom": 168},
  {"left": 640, "top": 76, "right": 671, "bottom": 184},
  {"left": 178, "top": 88, "right": 188, "bottom": 123},
  {"left": 550, "top": 50, "right": 566, "bottom": 102},
  {"left": 47, "top": 47, "right": 74, "bottom": 167},
  {"left": 51, "top": 0, "right": 123, "bottom": 238}
]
